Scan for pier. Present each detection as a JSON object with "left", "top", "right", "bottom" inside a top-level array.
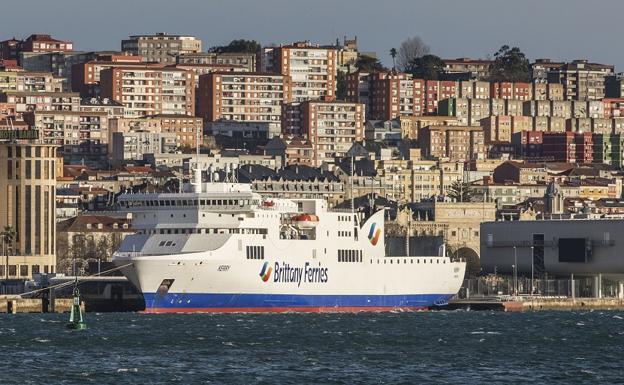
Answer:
[
  {"left": 435, "top": 297, "right": 624, "bottom": 312},
  {"left": 0, "top": 296, "right": 78, "bottom": 314}
]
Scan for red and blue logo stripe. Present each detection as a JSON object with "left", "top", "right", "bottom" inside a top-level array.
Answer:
[{"left": 368, "top": 223, "right": 381, "bottom": 246}]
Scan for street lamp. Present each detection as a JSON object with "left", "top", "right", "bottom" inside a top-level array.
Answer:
[
  {"left": 513, "top": 246, "right": 518, "bottom": 296},
  {"left": 530, "top": 245, "right": 535, "bottom": 295}
]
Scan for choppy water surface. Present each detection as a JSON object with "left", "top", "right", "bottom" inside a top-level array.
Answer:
[{"left": 1, "top": 311, "right": 623, "bottom": 384}]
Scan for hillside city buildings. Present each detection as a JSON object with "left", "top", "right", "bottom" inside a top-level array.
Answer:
[{"left": 3, "top": 31, "right": 624, "bottom": 287}]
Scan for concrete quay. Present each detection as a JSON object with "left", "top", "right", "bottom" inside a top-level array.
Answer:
[
  {"left": 0, "top": 296, "right": 80, "bottom": 314},
  {"left": 437, "top": 297, "right": 624, "bottom": 312}
]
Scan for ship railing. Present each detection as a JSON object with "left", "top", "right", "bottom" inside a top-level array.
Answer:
[
  {"left": 329, "top": 208, "right": 356, "bottom": 213},
  {"left": 114, "top": 251, "right": 143, "bottom": 258},
  {"left": 483, "top": 239, "right": 615, "bottom": 248}
]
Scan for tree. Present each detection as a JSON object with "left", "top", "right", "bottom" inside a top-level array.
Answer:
[
  {"left": 389, "top": 48, "right": 397, "bottom": 71},
  {"left": 1, "top": 225, "right": 16, "bottom": 280},
  {"left": 355, "top": 55, "right": 386, "bottom": 72},
  {"left": 95, "top": 236, "right": 110, "bottom": 260},
  {"left": 447, "top": 180, "right": 473, "bottom": 202},
  {"left": 209, "top": 39, "right": 261, "bottom": 54},
  {"left": 406, "top": 54, "right": 445, "bottom": 80},
  {"left": 396, "top": 36, "right": 430, "bottom": 72},
  {"left": 1, "top": 226, "right": 16, "bottom": 253},
  {"left": 489, "top": 45, "right": 531, "bottom": 82}
]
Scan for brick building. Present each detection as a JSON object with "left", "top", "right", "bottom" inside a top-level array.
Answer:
[
  {"left": 198, "top": 72, "right": 290, "bottom": 134},
  {"left": 346, "top": 71, "right": 424, "bottom": 120},
  {"left": 100, "top": 66, "right": 195, "bottom": 117},
  {"left": 542, "top": 131, "right": 593, "bottom": 163},
  {"left": 296, "top": 100, "right": 364, "bottom": 166},
  {"left": 71, "top": 55, "right": 148, "bottom": 96},
  {"left": 418, "top": 125, "right": 485, "bottom": 161},
  {"left": 264, "top": 41, "right": 336, "bottom": 102}
]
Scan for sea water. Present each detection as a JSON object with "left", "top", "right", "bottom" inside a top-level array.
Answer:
[{"left": 2, "top": 311, "right": 623, "bottom": 384}]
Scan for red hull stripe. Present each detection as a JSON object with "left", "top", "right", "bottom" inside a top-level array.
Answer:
[{"left": 143, "top": 306, "right": 428, "bottom": 314}]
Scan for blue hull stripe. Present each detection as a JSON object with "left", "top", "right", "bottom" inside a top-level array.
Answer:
[{"left": 143, "top": 293, "right": 454, "bottom": 310}]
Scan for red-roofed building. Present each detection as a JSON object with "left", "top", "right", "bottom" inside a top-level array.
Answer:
[
  {"left": 71, "top": 59, "right": 161, "bottom": 96},
  {"left": 442, "top": 58, "right": 493, "bottom": 80},
  {"left": 22, "top": 34, "right": 73, "bottom": 53},
  {"left": 56, "top": 214, "right": 133, "bottom": 266},
  {"left": 0, "top": 38, "right": 21, "bottom": 60},
  {"left": 0, "top": 59, "right": 22, "bottom": 71}
]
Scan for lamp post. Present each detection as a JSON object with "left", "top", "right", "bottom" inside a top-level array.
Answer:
[
  {"left": 513, "top": 246, "right": 518, "bottom": 296},
  {"left": 530, "top": 246, "right": 535, "bottom": 295}
]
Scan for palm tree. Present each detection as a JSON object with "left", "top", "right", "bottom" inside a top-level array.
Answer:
[
  {"left": 1, "top": 225, "right": 16, "bottom": 282},
  {"left": 390, "top": 48, "right": 398, "bottom": 72}
]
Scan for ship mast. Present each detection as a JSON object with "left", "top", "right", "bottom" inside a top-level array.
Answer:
[
  {"left": 350, "top": 155, "right": 354, "bottom": 214},
  {"left": 194, "top": 121, "right": 201, "bottom": 193}
]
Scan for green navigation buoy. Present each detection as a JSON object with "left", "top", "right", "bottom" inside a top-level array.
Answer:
[{"left": 66, "top": 280, "right": 86, "bottom": 330}]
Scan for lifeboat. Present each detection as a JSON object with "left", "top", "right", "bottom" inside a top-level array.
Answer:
[
  {"left": 262, "top": 200, "right": 275, "bottom": 207},
  {"left": 292, "top": 214, "right": 319, "bottom": 228}
]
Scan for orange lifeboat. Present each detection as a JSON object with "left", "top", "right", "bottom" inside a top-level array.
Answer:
[
  {"left": 262, "top": 200, "right": 275, "bottom": 207},
  {"left": 292, "top": 214, "right": 319, "bottom": 228}
]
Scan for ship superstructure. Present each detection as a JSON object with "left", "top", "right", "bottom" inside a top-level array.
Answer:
[{"left": 113, "top": 167, "right": 466, "bottom": 312}]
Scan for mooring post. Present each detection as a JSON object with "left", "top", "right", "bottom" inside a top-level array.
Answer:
[{"left": 50, "top": 288, "right": 55, "bottom": 313}]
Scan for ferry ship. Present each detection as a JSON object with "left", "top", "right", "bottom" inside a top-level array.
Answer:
[{"left": 113, "top": 167, "right": 466, "bottom": 313}]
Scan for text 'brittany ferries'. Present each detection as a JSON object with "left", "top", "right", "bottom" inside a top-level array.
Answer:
[{"left": 273, "top": 262, "right": 328, "bottom": 287}]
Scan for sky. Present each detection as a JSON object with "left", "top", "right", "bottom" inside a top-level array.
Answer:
[{"left": 2, "top": 0, "right": 623, "bottom": 71}]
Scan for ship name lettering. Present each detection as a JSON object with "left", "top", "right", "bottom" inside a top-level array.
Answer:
[{"left": 273, "top": 262, "right": 328, "bottom": 286}]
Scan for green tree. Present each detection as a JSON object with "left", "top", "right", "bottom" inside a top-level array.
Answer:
[
  {"left": 1, "top": 226, "right": 16, "bottom": 253},
  {"left": 489, "top": 45, "right": 531, "bottom": 82},
  {"left": 390, "top": 48, "right": 397, "bottom": 71},
  {"left": 1, "top": 225, "right": 16, "bottom": 280},
  {"left": 209, "top": 39, "right": 261, "bottom": 54},
  {"left": 406, "top": 54, "right": 445, "bottom": 80},
  {"left": 447, "top": 180, "right": 473, "bottom": 202},
  {"left": 355, "top": 55, "right": 386, "bottom": 72}
]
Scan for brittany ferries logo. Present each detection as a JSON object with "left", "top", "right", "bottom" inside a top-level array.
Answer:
[
  {"left": 259, "top": 262, "right": 272, "bottom": 282},
  {"left": 368, "top": 223, "right": 381, "bottom": 246}
]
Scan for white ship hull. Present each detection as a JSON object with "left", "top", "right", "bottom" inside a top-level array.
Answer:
[
  {"left": 112, "top": 180, "right": 466, "bottom": 313},
  {"left": 116, "top": 252, "right": 465, "bottom": 312}
]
